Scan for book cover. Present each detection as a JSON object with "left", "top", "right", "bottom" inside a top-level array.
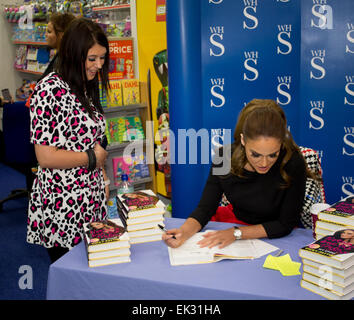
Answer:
[
  {"left": 299, "top": 229, "right": 354, "bottom": 269},
  {"left": 119, "top": 190, "right": 159, "bottom": 211},
  {"left": 117, "top": 190, "right": 165, "bottom": 219},
  {"left": 107, "top": 79, "right": 123, "bottom": 107},
  {"left": 83, "top": 218, "right": 130, "bottom": 253},
  {"left": 122, "top": 79, "right": 140, "bottom": 105},
  {"left": 112, "top": 152, "right": 150, "bottom": 186},
  {"left": 318, "top": 196, "right": 354, "bottom": 226},
  {"left": 121, "top": 116, "right": 145, "bottom": 142}
]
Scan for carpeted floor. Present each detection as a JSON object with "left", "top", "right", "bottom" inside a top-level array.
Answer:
[{"left": 0, "top": 162, "right": 50, "bottom": 300}]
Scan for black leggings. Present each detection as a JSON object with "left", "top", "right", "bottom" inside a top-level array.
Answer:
[{"left": 47, "top": 246, "right": 69, "bottom": 263}]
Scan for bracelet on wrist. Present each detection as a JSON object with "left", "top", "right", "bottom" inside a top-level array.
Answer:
[{"left": 86, "top": 149, "right": 96, "bottom": 171}]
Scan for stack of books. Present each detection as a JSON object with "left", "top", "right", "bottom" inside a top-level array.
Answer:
[
  {"left": 83, "top": 218, "right": 131, "bottom": 267},
  {"left": 299, "top": 229, "right": 354, "bottom": 299},
  {"left": 315, "top": 196, "right": 354, "bottom": 239},
  {"left": 116, "top": 189, "right": 165, "bottom": 244}
]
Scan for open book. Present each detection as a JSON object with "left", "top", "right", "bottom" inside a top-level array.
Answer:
[{"left": 168, "top": 231, "right": 278, "bottom": 266}]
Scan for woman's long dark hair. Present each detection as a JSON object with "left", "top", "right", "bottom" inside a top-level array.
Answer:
[{"left": 57, "top": 18, "right": 110, "bottom": 118}]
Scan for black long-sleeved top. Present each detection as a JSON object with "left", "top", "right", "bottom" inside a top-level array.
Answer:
[{"left": 189, "top": 148, "right": 307, "bottom": 238}]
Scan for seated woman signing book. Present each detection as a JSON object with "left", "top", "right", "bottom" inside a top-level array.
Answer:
[{"left": 163, "top": 99, "right": 313, "bottom": 249}]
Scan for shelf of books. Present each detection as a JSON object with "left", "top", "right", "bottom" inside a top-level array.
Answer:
[
  {"left": 298, "top": 196, "right": 354, "bottom": 300},
  {"left": 103, "top": 81, "right": 156, "bottom": 198}
]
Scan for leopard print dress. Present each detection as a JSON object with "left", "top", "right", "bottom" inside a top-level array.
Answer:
[{"left": 27, "top": 72, "right": 107, "bottom": 249}]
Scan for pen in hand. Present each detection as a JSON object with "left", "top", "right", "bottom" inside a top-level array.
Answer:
[{"left": 158, "top": 224, "right": 176, "bottom": 239}]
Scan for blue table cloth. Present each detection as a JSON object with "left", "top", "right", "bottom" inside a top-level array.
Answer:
[{"left": 46, "top": 217, "right": 322, "bottom": 300}]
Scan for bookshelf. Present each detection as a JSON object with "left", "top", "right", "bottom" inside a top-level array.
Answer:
[{"left": 104, "top": 81, "right": 156, "bottom": 196}]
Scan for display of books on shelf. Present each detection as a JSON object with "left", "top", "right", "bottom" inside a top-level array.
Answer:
[
  {"left": 122, "top": 79, "right": 140, "bottom": 105},
  {"left": 112, "top": 152, "right": 150, "bottom": 186},
  {"left": 83, "top": 218, "right": 131, "bottom": 267},
  {"left": 299, "top": 229, "right": 354, "bottom": 299},
  {"left": 168, "top": 231, "right": 278, "bottom": 266},
  {"left": 317, "top": 196, "right": 354, "bottom": 227},
  {"left": 116, "top": 189, "right": 165, "bottom": 243}
]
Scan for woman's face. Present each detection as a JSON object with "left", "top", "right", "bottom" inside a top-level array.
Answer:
[
  {"left": 341, "top": 229, "right": 354, "bottom": 240},
  {"left": 85, "top": 43, "right": 106, "bottom": 81},
  {"left": 45, "top": 22, "right": 59, "bottom": 49},
  {"left": 242, "top": 135, "right": 281, "bottom": 174}
]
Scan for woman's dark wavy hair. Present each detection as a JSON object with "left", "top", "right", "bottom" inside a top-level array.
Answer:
[{"left": 57, "top": 18, "right": 110, "bottom": 118}]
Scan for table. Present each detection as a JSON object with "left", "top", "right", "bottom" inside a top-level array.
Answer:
[{"left": 46, "top": 218, "right": 322, "bottom": 300}]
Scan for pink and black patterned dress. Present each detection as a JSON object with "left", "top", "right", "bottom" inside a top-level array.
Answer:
[{"left": 27, "top": 72, "right": 107, "bottom": 249}]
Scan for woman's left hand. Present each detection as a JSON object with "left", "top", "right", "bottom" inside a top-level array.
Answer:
[{"left": 197, "top": 228, "right": 236, "bottom": 249}]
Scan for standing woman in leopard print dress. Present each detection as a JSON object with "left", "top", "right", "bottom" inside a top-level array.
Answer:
[{"left": 27, "top": 18, "right": 111, "bottom": 263}]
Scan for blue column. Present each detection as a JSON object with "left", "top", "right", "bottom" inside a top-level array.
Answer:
[{"left": 166, "top": 0, "right": 204, "bottom": 218}]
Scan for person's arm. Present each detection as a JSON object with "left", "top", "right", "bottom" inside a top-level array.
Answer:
[
  {"left": 162, "top": 217, "right": 202, "bottom": 248},
  {"left": 163, "top": 154, "right": 225, "bottom": 248},
  {"left": 35, "top": 142, "right": 107, "bottom": 170}
]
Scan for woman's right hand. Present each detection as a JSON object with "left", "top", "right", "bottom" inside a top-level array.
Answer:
[
  {"left": 162, "top": 228, "right": 185, "bottom": 248},
  {"left": 94, "top": 143, "right": 108, "bottom": 168}
]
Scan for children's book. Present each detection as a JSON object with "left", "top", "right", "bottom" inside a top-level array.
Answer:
[
  {"left": 105, "top": 117, "right": 121, "bottom": 145},
  {"left": 107, "top": 79, "right": 123, "bottom": 107},
  {"left": 122, "top": 79, "right": 140, "bottom": 105},
  {"left": 318, "top": 196, "right": 354, "bottom": 227},
  {"left": 120, "top": 116, "right": 145, "bottom": 142}
]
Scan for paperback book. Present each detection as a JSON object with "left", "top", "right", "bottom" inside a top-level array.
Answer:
[
  {"left": 107, "top": 79, "right": 123, "bottom": 107},
  {"left": 83, "top": 219, "right": 130, "bottom": 253},
  {"left": 318, "top": 196, "right": 354, "bottom": 227},
  {"left": 105, "top": 117, "right": 121, "bottom": 145},
  {"left": 299, "top": 229, "right": 354, "bottom": 269},
  {"left": 122, "top": 79, "right": 140, "bottom": 105},
  {"left": 117, "top": 190, "right": 165, "bottom": 218}
]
